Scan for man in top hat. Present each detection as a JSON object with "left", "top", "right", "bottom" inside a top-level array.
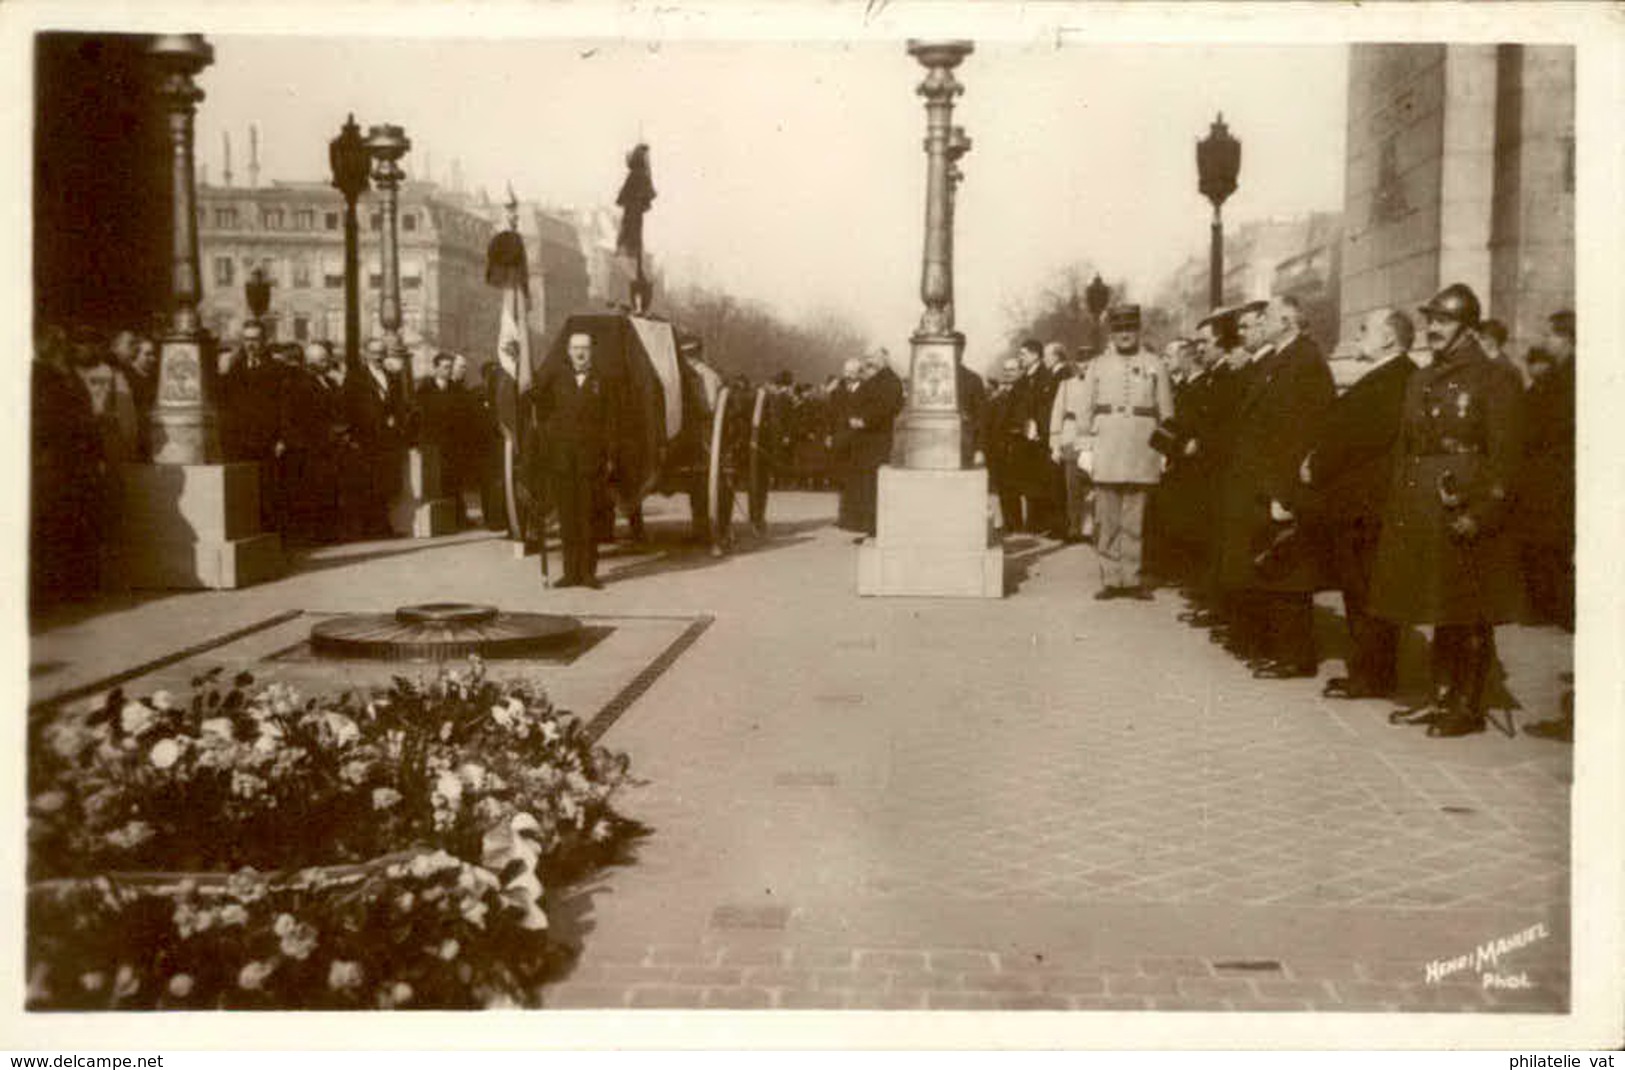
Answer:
[
  {"left": 1369, "top": 283, "right": 1525, "bottom": 737},
  {"left": 1293, "top": 307, "right": 1419, "bottom": 701},
  {"left": 1212, "top": 296, "right": 1335, "bottom": 676},
  {"left": 1073, "top": 304, "right": 1174, "bottom": 599}
]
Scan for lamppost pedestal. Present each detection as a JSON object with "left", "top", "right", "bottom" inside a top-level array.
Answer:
[
  {"left": 122, "top": 33, "right": 282, "bottom": 590},
  {"left": 857, "top": 39, "right": 1001, "bottom": 599}
]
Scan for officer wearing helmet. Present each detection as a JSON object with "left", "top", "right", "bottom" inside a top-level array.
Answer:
[{"left": 1368, "top": 282, "right": 1526, "bottom": 737}]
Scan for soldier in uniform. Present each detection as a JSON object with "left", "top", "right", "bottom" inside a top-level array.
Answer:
[
  {"left": 1047, "top": 351, "right": 1092, "bottom": 544},
  {"left": 1369, "top": 283, "right": 1526, "bottom": 737},
  {"left": 1074, "top": 305, "right": 1174, "bottom": 599},
  {"left": 1212, "top": 296, "right": 1335, "bottom": 677},
  {"left": 1293, "top": 308, "right": 1419, "bottom": 700}
]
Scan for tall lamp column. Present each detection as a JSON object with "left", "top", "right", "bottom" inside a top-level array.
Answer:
[
  {"left": 366, "top": 124, "right": 411, "bottom": 373},
  {"left": 895, "top": 39, "right": 974, "bottom": 471},
  {"left": 148, "top": 34, "right": 218, "bottom": 464},
  {"left": 329, "top": 115, "right": 371, "bottom": 381},
  {"left": 1197, "top": 113, "right": 1241, "bottom": 312}
]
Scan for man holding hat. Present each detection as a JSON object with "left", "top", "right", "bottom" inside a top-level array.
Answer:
[
  {"left": 1074, "top": 304, "right": 1174, "bottom": 599},
  {"left": 1212, "top": 296, "right": 1335, "bottom": 676},
  {"left": 1369, "top": 283, "right": 1526, "bottom": 736}
]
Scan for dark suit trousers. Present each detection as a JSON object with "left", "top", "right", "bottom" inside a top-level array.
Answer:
[
  {"left": 549, "top": 451, "right": 600, "bottom": 581},
  {"left": 1329, "top": 516, "right": 1399, "bottom": 692},
  {"left": 1256, "top": 590, "right": 1317, "bottom": 673}
]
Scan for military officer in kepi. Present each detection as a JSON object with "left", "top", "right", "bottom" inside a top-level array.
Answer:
[
  {"left": 1074, "top": 304, "right": 1175, "bottom": 600},
  {"left": 1369, "top": 283, "right": 1526, "bottom": 737}
]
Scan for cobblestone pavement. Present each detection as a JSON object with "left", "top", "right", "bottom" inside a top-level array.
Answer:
[{"left": 29, "top": 493, "right": 1575, "bottom": 1015}]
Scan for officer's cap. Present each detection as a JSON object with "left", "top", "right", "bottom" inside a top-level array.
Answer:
[{"left": 1107, "top": 305, "right": 1142, "bottom": 331}]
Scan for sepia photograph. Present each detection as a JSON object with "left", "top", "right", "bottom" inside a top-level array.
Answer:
[{"left": 6, "top": 0, "right": 1620, "bottom": 1052}]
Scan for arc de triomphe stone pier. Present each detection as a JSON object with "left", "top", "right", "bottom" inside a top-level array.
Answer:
[{"left": 858, "top": 40, "right": 1003, "bottom": 599}]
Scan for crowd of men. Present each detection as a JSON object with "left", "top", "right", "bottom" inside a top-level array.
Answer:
[
  {"left": 983, "top": 285, "right": 1574, "bottom": 742},
  {"left": 29, "top": 321, "right": 517, "bottom": 605}
]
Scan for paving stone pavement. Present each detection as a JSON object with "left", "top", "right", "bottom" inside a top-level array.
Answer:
[{"left": 28, "top": 493, "right": 1575, "bottom": 1014}]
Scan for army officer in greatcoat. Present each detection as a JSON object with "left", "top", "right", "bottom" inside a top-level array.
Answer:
[
  {"left": 1073, "top": 305, "right": 1174, "bottom": 600},
  {"left": 1368, "top": 283, "right": 1525, "bottom": 737}
]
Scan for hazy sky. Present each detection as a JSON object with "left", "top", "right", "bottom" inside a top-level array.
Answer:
[{"left": 194, "top": 34, "right": 1347, "bottom": 369}]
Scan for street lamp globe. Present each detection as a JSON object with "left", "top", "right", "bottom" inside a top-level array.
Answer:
[
  {"left": 1197, "top": 112, "right": 1241, "bottom": 210},
  {"left": 329, "top": 113, "right": 371, "bottom": 200},
  {"left": 1085, "top": 274, "right": 1111, "bottom": 320},
  {"left": 244, "top": 266, "right": 272, "bottom": 321}
]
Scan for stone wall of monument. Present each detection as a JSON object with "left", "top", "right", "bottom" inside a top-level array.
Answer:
[
  {"left": 1339, "top": 43, "right": 1573, "bottom": 363},
  {"left": 1488, "top": 45, "right": 1576, "bottom": 362}
]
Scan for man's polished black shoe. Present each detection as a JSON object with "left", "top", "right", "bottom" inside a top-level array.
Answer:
[
  {"left": 1427, "top": 715, "right": 1486, "bottom": 738},
  {"left": 1251, "top": 660, "right": 1316, "bottom": 680},
  {"left": 1388, "top": 705, "right": 1440, "bottom": 726},
  {"left": 1093, "top": 588, "right": 1120, "bottom": 601},
  {"left": 552, "top": 578, "right": 579, "bottom": 589},
  {"left": 1127, "top": 586, "right": 1155, "bottom": 601},
  {"left": 1322, "top": 676, "right": 1384, "bottom": 700}
]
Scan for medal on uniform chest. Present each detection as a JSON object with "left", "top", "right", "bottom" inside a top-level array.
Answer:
[{"left": 1456, "top": 391, "right": 1471, "bottom": 419}]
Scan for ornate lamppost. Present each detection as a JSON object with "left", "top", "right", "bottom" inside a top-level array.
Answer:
[
  {"left": 147, "top": 33, "right": 218, "bottom": 464},
  {"left": 944, "top": 125, "right": 971, "bottom": 326},
  {"left": 1197, "top": 113, "right": 1241, "bottom": 311},
  {"left": 895, "top": 38, "right": 974, "bottom": 471},
  {"left": 365, "top": 123, "right": 411, "bottom": 372},
  {"left": 329, "top": 114, "right": 371, "bottom": 379}
]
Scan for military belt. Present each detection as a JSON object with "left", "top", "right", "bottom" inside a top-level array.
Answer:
[
  {"left": 1413, "top": 444, "right": 1484, "bottom": 457},
  {"left": 1093, "top": 404, "right": 1157, "bottom": 417}
]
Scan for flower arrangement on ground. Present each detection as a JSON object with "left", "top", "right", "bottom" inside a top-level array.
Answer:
[{"left": 27, "top": 657, "right": 639, "bottom": 1009}]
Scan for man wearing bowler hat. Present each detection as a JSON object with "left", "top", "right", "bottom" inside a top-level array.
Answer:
[
  {"left": 1369, "top": 283, "right": 1526, "bottom": 737},
  {"left": 1074, "top": 304, "right": 1174, "bottom": 599}
]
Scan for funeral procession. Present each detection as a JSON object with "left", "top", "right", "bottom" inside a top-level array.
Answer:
[{"left": 22, "top": 19, "right": 1608, "bottom": 1038}]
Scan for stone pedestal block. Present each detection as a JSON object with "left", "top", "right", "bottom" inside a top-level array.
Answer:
[
  {"left": 857, "top": 465, "right": 1003, "bottom": 598},
  {"left": 390, "top": 446, "right": 458, "bottom": 538},
  {"left": 121, "top": 463, "right": 283, "bottom": 589}
]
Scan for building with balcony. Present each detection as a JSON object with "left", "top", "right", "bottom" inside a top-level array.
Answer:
[{"left": 195, "top": 178, "right": 505, "bottom": 376}]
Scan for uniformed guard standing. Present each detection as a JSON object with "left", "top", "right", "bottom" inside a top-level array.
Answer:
[
  {"left": 1369, "top": 283, "right": 1526, "bottom": 737},
  {"left": 1075, "top": 305, "right": 1174, "bottom": 600}
]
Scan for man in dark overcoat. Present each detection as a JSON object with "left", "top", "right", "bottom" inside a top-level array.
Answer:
[
  {"left": 1155, "top": 313, "right": 1230, "bottom": 589},
  {"left": 980, "top": 356, "right": 1024, "bottom": 534},
  {"left": 1515, "top": 309, "right": 1575, "bottom": 631},
  {"left": 957, "top": 359, "right": 987, "bottom": 470},
  {"left": 845, "top": 350, "right": 905, "bottom": 537},
  {"left": 828, "top": 359, "right": 863, "bottom": 532},
  {"left": 1369, "top": 284, "right": 1526, "bottom": 737},
  {"left": 346, "top": 338, "right": 410, "bottom": 538},
  {"left": 1212, "top": 296, "right": 1335, "bottom": 678},
  {"left": 1292, "top": 307, "right": 1419, "bottom": 700},
  {"left": 529, "top": 331, "right": 622, "bottom": 588},
  {"left": 415, "top": 352, "right": 467, "bottom": 529}
]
